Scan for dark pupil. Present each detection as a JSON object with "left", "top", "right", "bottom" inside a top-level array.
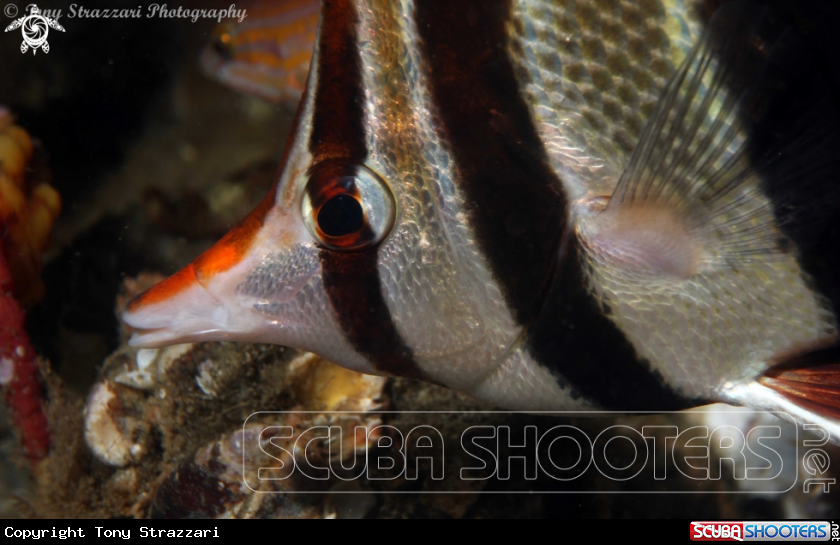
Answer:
[
  {"left": 212, "top": 38, "right": 233, "bottom": 61},
  {"left": 318, "top": 194, "right": 364, "bottom": 237}
]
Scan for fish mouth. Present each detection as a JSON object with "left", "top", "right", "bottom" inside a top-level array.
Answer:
[
  {"left": 121, "top": 186, "right": 323, "bottom": 349},
  {"left": 122, "top": 189, "right": 304, "bottom": 348},
  {"left": 126, "top": 322, "right": 241, "bottom": 349},
  {"left": 127, "top": 326, "right": 203, "bottom": 348},
  {"left": 123, "top": 272, "right": 221, "bottom": 347},
  {"left": 122, "top": 264, "right": 269, "bottom": 348}
]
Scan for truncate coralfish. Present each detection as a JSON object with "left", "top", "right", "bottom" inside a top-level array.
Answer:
[{"left": 125, "top": 0, "right": 840, "bottom": 438}]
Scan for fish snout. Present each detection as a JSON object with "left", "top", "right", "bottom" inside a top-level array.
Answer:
[
  {"left": 122, "top": 261, "right": 267, "bottom": 348},
  {"left": 123, "top": 190, "right": 315, "bottom": 348}
]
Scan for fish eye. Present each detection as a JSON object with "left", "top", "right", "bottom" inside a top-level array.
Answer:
[
  {"left": 301, "top": 160, "right": 396, "bottom": 251},
  {"left": 211, "top": 32, "right": 233, "bottom": 61}
]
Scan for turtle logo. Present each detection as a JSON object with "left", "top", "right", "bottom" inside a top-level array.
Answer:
[{"left": 5, "top": 5, "right": 64, "bottom": 55}]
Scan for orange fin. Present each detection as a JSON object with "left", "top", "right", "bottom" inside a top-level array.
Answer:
[{"left": 759, "top": 343, "right": 840, "bottom": 421}]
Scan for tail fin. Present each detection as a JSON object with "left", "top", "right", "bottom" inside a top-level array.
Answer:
[
  {"left": 761, "top": 343, "right": 840, "bottom": 421},
  {"left": 727, "top": 342, "right": 840, "bottom": 445}
]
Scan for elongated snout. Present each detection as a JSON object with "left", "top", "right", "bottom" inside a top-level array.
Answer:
[{"left": 123, "top": 190, "right": 312, "bottom": 347}]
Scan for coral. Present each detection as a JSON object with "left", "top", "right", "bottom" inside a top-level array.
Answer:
[
  {"left": 0, "top": 238, "right": 48, "bottom": 461},
  {"left": 0, "top": 108, "right": 61, "bottom": 462},
  {"left": 0, "top": 107, "right": 61, "bottom": 305}
]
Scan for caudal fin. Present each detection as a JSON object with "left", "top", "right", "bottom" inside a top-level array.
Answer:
[
  {"left": 760, "top": 343, "right": 840, "bottom": 422},
  {"left": 727, "top": 342, "right": 840, "bottom": 444}
]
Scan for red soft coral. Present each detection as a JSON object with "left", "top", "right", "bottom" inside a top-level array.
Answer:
[{"left": 0, "top": 239, "right": 49, "bottom": 461}]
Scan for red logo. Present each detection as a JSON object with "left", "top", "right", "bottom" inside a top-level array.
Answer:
[{"left": 691, "top": 522, "right": 744, "bottom": 541}]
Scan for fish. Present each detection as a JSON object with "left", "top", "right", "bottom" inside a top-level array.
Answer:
[
  {"left": 199, "top": 0, "right": 319, "bottom": 103},
  {"left": 124, "top": 0, "right": 840, "bottom": 439}
]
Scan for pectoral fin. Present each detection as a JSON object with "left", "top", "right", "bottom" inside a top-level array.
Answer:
[{"left": 578, "top": 0, "right": 839, "bottom": 278}]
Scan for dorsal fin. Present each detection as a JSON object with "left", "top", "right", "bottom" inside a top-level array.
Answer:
[{"left": 580, "top": 0, "right": 840, "bottom": 277}]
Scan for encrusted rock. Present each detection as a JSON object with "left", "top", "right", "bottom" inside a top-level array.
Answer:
[{"left": 83, "top": 382, "right": 147, "bottom": 467}]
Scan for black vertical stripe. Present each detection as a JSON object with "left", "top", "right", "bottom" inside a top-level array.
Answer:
[
  {"left": 320, "top": 251, "right": 426, "bottom": 380},
  {"left": 308, "top": 0, "right": 367, "bottom": 162},
  {"left": 526, "top": 235, "right": 695, "bottom": 410},
  {"left": 415, "top": 1, "right": 693, "bottom": 407},
  {"left": 414, "top": 0, "right": 566, "bottom": 327},
  {"left": 308, "top": 0, "right": 424, "bottom": 380}
]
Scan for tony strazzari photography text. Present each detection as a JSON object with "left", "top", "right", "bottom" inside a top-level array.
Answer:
[{"left": 20, "top": 4, "right": 247, "bottom": 23}]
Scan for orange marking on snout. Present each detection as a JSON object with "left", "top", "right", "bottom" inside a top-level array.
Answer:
[
  {"left": 128, "top": 185, "right": 278, "bottom": 311},
  {"left": 193, "top": 185, "right": 276, "bottom": 281},
  {"left": 126, "top": 264, "right": 199, "bottom": 311}
]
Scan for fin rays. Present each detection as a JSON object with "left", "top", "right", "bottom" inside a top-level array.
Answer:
[
  {"left": 605, "top": 1, "right": 835, "bottom": 268},
  {"left": 758, "top": 341, "right": 840, "bottom": 423}
]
